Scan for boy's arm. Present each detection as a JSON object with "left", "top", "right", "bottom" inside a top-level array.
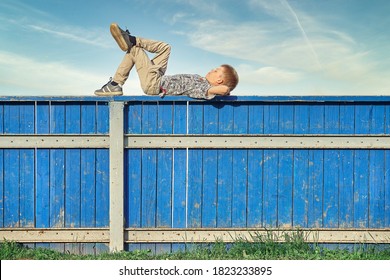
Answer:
[{"left": 207, "top": 85, "right": 230, "bottom": 96}]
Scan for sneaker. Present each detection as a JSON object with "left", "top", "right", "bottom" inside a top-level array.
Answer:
[
  {"left": 110, "top": 23, "right": 134, "bottom": 52},
  {"left": 94, "top": 78, "right": 123, "bottom": 96}
]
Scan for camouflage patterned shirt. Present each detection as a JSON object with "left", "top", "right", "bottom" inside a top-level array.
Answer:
[{"left": 160, "top": 74, "right": 214, "bottom": 100}]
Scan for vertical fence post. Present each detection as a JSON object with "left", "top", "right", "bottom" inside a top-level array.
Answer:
[{"left": 109, "top": 101, "right": 125, "bottom": 252}]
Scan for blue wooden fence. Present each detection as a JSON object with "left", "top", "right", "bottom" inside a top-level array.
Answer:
[{"left": 0, "top": 96, "right": 389, "bottom": 254}]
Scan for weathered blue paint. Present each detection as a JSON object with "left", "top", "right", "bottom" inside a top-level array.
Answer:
[
  {"left": 0, "top": 100, "right": 110, "bottom": 253},
  {"left": 1, "top": 96, "right": 390, "bottom": 254}
]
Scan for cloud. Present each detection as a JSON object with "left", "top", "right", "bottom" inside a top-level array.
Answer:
[
  {"left": 27, "top": 24, "right": 112, "bottom": 49},
  {"left": 238, "top": 65, "right": 302, "bottom": 85},
  {"left": 0, "top": 0, "right": 51, "bottom": 19},
  {"left": 173, "top": 1, "right": 380, "bottom": 84},
  {"left": 165, "top": 0, "right": 390, "bottom": 95},
  {"left": 0, "top": 0, "right": 112, "bottom": 50},
  {"left": 0, "top": 50, "right": 145, "bottom": 96},
  {"left": 166, "top": 12, "right": 189, "bottom": 25},
  {"left": 0, "top": 51, "right": 106, "bottom": 95}
]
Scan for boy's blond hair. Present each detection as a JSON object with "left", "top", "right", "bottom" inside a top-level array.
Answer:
[{"left": 222, "top": 64, "right": 239, "bottom": 91}]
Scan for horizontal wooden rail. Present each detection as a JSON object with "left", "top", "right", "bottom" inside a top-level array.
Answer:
[
  {"left": 0, "top": 228, "right": 109, "bottom": 243},
  {"left": 0, "top": 135, "right": 109, "bottom": 148},
  {"left": 125, "top": 134, "right": 390, "bottom": 149},
  {"left": 1, "top": 134, "right": 390, "bottom": 149},
  {"left": 1, "top": 228, "right": 389, "bottom": 244}
]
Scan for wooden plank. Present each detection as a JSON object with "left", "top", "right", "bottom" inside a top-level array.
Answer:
[
  {"left": 293, "top": 104, "right": 309, "bottom": 227},
  {"left": 0, "top": 103, "right": 3, "bottom": 133},
  {"left": 141, "top": 102, "right": 157, "bottom": 228},
  {"left": 217, "top": 104, "right": 234, "bottom": 228},
  {"left": 172, "top": 149, "right": 187, "bottom": 228},
  {"left": 109, "top": 102, "right": 125, "bottom": 252},
  {"left": 386, "top": 149, "right": 390, "bottom": 228},
  {"left": 2, "top": 227, "right": 390, "bottom": 244},
  {"left": 339, "top": 105, "right": 355, "bottom": 227},
  {"left": 123, "top": 134, "right": 390, "bottom": 149},
  {"left": 187, "top": 149, "right": 203, "bottom": 228},
  {"left": 263, "top": 104, "right": 279, "bottom": 227},
  {"left": 80, "top": 103, "right": 97, "bottom": 227},
  {"left": 125, "top": 101, "right": 143, "bottom": 252},
  {"left": 156, "top": 102, "right": 173, "bottom": 253},
  {"left": 0, "top": 135, "right": 109, "bottom": 148},
  {"left": 126, "top": 149, "right": 142, "bottom": 227},
  {"left": 81, "top": 103, "right": 97, "bottom": 254},
  {"left": 4, "top": 103, "right": 20, "bottom": 227},
  {"left": 50, "top": 102, "right": 66, "bottom": 252},
  {"left": 172, "top": 101, "right": 188, "bottom": 225},
  {"left": 126, "top": 101, "right": 142, "bottom": 134},
  {"left": 232, "top": 104, "right": 248, "bottom": 227},
  {"left": 2, "top": 94, "right": 390, "bottom": 103},
  {"left": 0, "top": 148, "right": 3, "bottom": 228},
  {"left": 65, "top": 104, "right": 81, "bottom": 229},
  {"left": 354, "top": 105, "right": 370, "bottom": 228},
  {"left": 123, "top": 228, "right": 390, "bottom": 244},
  {"left": 19, "top": 103, "right": 35, "bottom": 227},
  {"left": 97, "top": 101, "right": 109, "bottom": 134},
  {"left": 35, "top": 102, "right": 50, "bottom": 249},
  {"left": 202, "top": 104, "right": 218, "bottom": 228},
  {"left": 95, "top": 147, "right": 109, "bottom": 229},
  {"left": 308, "top": 105, "right": 324, "bottom": 227},
  {"left": 156, "top": 102, "right": 173, "bottom": 227},
  {"left": 0, "top": 228, "right": 109, "bottom": 243},
  {"left": 277, "top": 104, "right": 294, "bottom": 227},
  {"left": 4, "top": 149, "right": 19, "bottom": 227},
  {"left": 386, "top": 106, "right": 390, "bottom": 228},
  {"left": 323, "top": 104, "right": 340, "bottom": 228},
  {"left": 187, "top": 103, "right": 204, "bottom": 228},
  {"left": 95, "top": 101, "right": 110, "bottom": 253},
  {"left": 125, "top": 101, "right": 142, "bottom": 225},
  {"left": 369, "top": 105, "right": 385, "bottom": 228},
  {"left": 50, "top": 103, "right": 66, "bottom": 228},
  {"left": 247, "top": 104, "right": 264, "bottom": 227},
  {"left": 172, "top": 148, "right": 187, "bottom": 252},
  {"left": 140, "top": 102, "right": 158, "bottom": 253},
  {"left": 171, "top": 101, "right": 187, "bottom": 252},
  {"left": 64, "top": 103, "right": 81, "bottom": 254},
  {"left": 0, "top": 103, "right": 2, "bottom": 228}
]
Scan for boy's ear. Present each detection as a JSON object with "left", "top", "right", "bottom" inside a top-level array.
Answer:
[{"left": 217, "top": 78, "right": 224, "bottom": 85}]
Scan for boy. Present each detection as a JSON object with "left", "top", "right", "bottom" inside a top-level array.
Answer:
[{"left": 94, "top": 23, "right": 239, "bottom": 100}]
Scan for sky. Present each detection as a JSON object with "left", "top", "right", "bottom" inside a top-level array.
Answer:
[{"left": 0, "top": 0, "right": 389, "bottom": 96}]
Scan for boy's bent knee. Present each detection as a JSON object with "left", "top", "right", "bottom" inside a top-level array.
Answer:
[{"left": 162, "top": 43, "right": 171, "bottom": 54}]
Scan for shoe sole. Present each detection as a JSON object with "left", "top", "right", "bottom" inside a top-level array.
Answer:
[
  {"left": 110, "top": 23, "right": 128, "bottom": 52},
  {"left": 94, "top": 90, "right": 123, "bottom": 96}
]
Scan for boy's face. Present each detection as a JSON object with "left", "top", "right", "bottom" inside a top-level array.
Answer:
[{"left": 205, "top": 66, "right": 225, "bottom": 86}]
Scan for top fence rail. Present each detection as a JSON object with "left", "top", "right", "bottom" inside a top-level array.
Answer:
[{"left": 2, "top": 95, "right": 390, "bottom": 103}]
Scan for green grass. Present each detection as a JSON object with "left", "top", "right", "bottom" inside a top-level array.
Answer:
[{"left": 1, "top": 231, "right": 390, "bottom": 260}]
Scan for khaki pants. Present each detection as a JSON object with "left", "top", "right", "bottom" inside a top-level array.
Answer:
[{"left": 113, "top": 38, "right": 171, "bottom": 95}]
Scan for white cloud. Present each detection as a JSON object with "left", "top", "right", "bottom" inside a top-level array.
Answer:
[
  {"left": 171, "top": 0, "right": 389, "bottom": 93},
  {"left": 0, "top": 51, "right": 104, "bottom": 95},
  {"left": 0, "top": 51, "right": 144, "bottom": 96},
  {"left": 238, "top": 65, "right": 302, "bottom": 85},
  {"left": 27, "top": 24, "right": 112, "bottom": 49}
]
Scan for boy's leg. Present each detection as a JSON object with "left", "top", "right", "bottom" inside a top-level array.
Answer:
[
  {"left": 113, "top": 37, "right": 171, "bottom": 95},
  {"left": 136, "top": 38, "right": 171, "bottom": 76},
  {"left": 112, "top": 52, "right": 136, "bottom": 86}
]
